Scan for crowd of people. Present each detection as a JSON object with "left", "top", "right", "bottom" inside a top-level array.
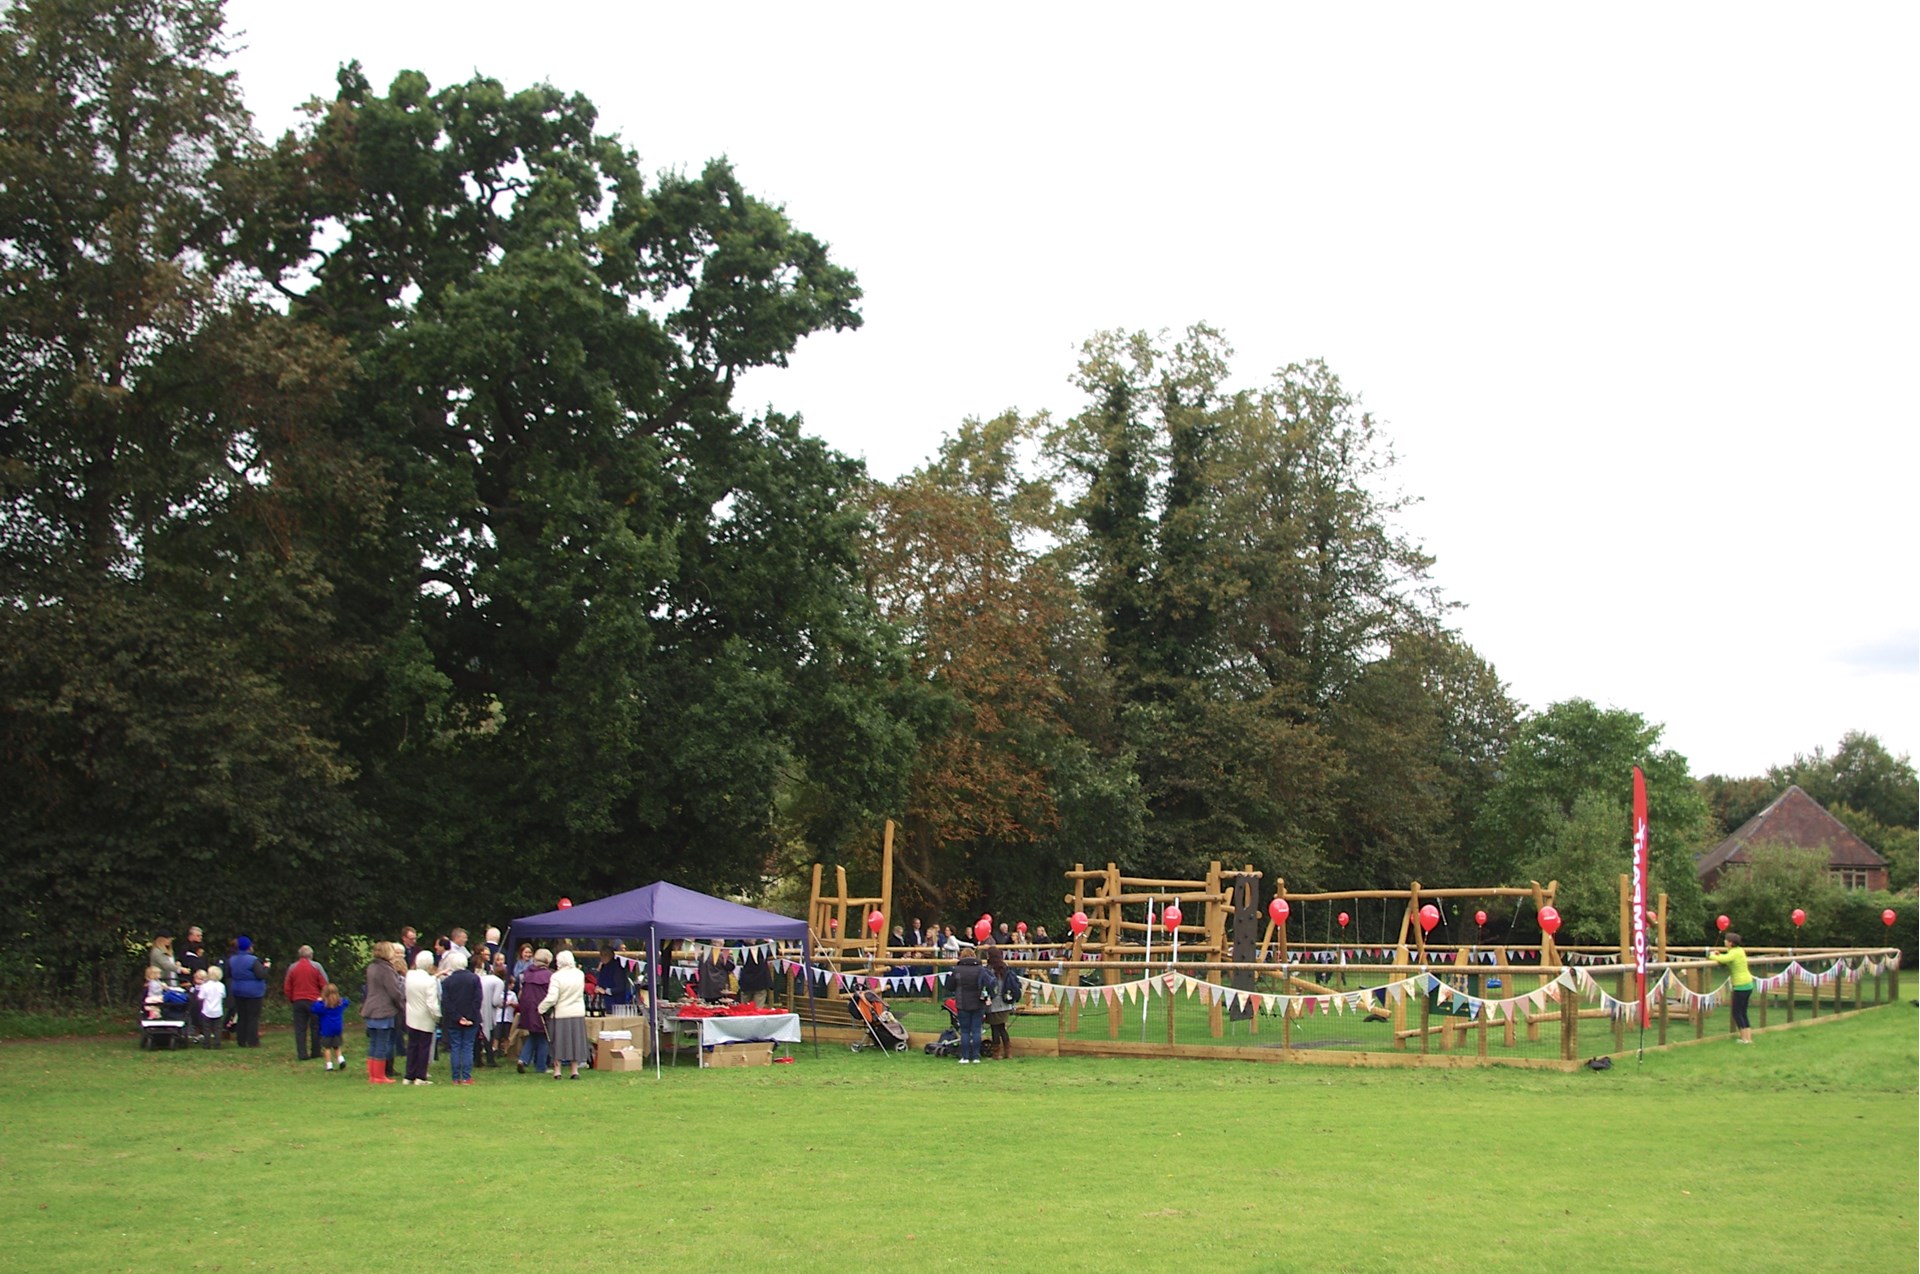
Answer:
[
  {"left": 354, "top": 928, "right": 649, "bottom": 1084},
  {"left": 141, "top": 927, "right": 279, "bottom": 1050},
  {"left": 138, "top": 923, "right": 732, "bottom": 1084},
  {"left": 885, "top": 919, "right": 1063, "bottom": 961},
  {"left": 140, "top": 914, "right": 1055, "bottom": 1076}
]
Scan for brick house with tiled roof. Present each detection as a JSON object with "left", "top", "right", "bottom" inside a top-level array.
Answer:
[{"left": 1695, "top": 784, "right": 1890, "bottom": 891}]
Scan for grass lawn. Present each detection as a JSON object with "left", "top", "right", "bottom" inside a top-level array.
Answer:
[{"left": 1, "top": 1003, "right": 1913, "bottom": 1272}]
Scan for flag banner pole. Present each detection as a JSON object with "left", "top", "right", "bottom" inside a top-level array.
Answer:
[
  {"left": 1142, "top": 897, "right": 1155, "bottom": 1039},
  {"left": 1632, "top": 764, "right": 1651, "bottom": 1063}
]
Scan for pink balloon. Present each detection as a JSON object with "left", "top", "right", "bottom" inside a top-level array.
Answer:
[
  {"left": 1473, "top": 910, "right": 1487, "bottom": 927},
  {"left": 829, "top": 918, "right": 838, "bottom": 929},
  {"left": 981, "top": 914, "right": 992, "bottom": 926},
  {"left": 1268, "top": 898, "right": 1290, "bottom": 926},
  {"left": 1418, "top": 904, "right": 1440, "bottom": 934},
  {"left": 1538, "top": 906, "right": 1561, "bottom": 937},
  {"left": 1337, "top": 911, "right": 1350, "bottom": 928},
  {"left": 1884, "top": 909, "right": 1898, "bottom": 927},
  {"left": 866, "top": 910, "right": 884, "bottom": 934},
  {"left": 1716, "top": 914, "right": 1730, "bottom": 932},
  {"left": 973, "top": 918, "right": 991, "bottom": 942},
  {"left": 1016, "top": 922, "right": 1028, "bottom": 934},
  {"left": 557, "top": 897, "right": 572, "bottom": 909},
  {"left": 1068, "top": 911, "right": 1089, "bottom": 936},
  {"left": 1791, "top": 908, "right": 1806, "bottom": 928},
  {"left": 1163, "top": 905, "right": 1182, "bottom": 932}
]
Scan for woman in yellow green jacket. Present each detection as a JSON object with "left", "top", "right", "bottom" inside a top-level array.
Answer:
[{"left": 1710, "top": 933, "right": 1755, "bottom": 1045}]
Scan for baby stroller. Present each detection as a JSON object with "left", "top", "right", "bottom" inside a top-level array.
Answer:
[
  {"left": 922, "top": 997, "right": 961, "bottom": 1059},
  {"left": 140, "top": 987, "right": 193, "bottom": 1051},
  {"left": 847, "top": 987, "right": 910, "bottom": 1054}
]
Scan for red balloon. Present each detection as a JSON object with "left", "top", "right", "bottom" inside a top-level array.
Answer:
[
  {"left": 1268, "top": 898, "right": 1290, "bottom": 926},
  {"left": 1716, "top": 914, "right": 1730, "bottom": 932},
  {"left": 1473, "top": 910, "right": 1488, "bottom": 927},
  {"left": 1163, "top": 905, "right": 1183, "bottom": 932},
  {"left": 1790, "top": 908, "right": 1806, "bottom": 928},
  {"left": 1337, "top": 911, "right": 1350, "bottom": 928},
  {"left": 1068, "top": 910, "right": 1089, "bottom": 936},
  {"left": 973, "top": 918, "right": 991, "bottom": 942},
  {"left": 829, "top": 917, "right": 838, "bottom": 929},
  {"left": 557, "top": 897, "right": 573, "bottom": 909},
  {"left": 1537, "top": 906, "right": 1561, "bottom": 937},
  {"left": 1418, "top": 904, "right": 1440, "bottom": 934},
  {"left": 866, "top": 910, "right": 884, "bottom": 934},
  {"left": 1884, "top": 909, "right": 1898, "bottom": 927},
  {"left": 981, "top": 914, "right": 992, "bottom": 926},
  {"left": 1016, "top": 922, "right": 1028, "bottom": 934}
]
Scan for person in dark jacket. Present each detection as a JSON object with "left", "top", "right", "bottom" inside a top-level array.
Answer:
[
  {"left": 949, "top": 947, "right": 985, "bottom": 1064},
  {"left": 983, "top": 945, "right": 1022, "bottom": 1061},
  {"left": 594, "top": 948, "right": 633, "bottom": 1009},
  {"left": 440, "top": 951, "right": 483, "bottom": 1084},
  {"left": 695, "top": 945, "right": 733, "bottom": 1003},
  {"left": 362, "top": 941, "right": 404, "bottom": 1084},
  {"left": 735, "top": 948, "right": 772, "bottom": 1007},
  {"left": 515, "top": 950, "right": 553, "bottom": 1074},
  {"left": 177, "top": 927, "right": 208, "bottom": 979},
  {"left": 227, "top": 937, "right": 271, "bottom": 1047}
]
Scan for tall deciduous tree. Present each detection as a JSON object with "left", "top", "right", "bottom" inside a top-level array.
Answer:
[
  {"left": 862, "top": 412, "right": 1137, "bottom": 922},
  {"left": 1473, "top": 699, "right": 1711, "bottom": 940},
  {"left": 0, "top": 0, "right": 379, "bottom": 995},
  {"left": 1046, "top": 328, "right": 1461, "bottom": 886},
  {"left": 1323, "top": 631, "right": 1518, "bottom": 889},
  {"left": 255, "top": 65, "right": 912, "bottom": 914}
]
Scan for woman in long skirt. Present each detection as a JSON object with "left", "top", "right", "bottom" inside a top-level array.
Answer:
[{"left": 540, "top": 949, "right": 589, "bottom": 1079}]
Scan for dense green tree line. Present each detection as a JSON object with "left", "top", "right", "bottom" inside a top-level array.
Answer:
[
  {"left": 1, "top": 0, "right": 907, "bottom": 999},
  {"left": 3, "top": 1, "right": 1907, "bottom": 1004}
]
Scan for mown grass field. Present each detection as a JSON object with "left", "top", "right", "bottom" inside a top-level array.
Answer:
[{"left": 1, "top": 1002, "right": 1913, "bottom": 1272}]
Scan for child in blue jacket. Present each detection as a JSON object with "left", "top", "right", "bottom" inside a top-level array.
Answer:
[{"left": 312, "top": 984, "right": 352, "bottom": 1071}]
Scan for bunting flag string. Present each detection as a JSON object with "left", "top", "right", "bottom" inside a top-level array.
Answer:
[{"left": 740, "top": 952, "right": 1891, "bottom": 1018}]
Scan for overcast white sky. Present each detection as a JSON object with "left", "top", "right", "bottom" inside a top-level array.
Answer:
[{"left": 224, "top": 1, "right": 1916, "bottom": 780}]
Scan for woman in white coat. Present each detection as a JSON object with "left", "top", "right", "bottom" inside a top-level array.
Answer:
[
  {"left": 403, "top": 950, "right": 442, "bottom": 1084},
  {"left": 538, "top": 949, "right": 589, "bottom": 1079}
]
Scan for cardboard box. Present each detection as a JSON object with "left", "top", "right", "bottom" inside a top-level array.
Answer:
[
  {"left": 590, "top": 1024, "right": 649, "bottom": 1069},
  {"left": 587, "top": 1017, "right": 645, "bottom": 1042},
  {"left": 704, "top": 1041, "right": 774, "bottom": 1069},
  {"left": 602, "top": 1046, "right": 648, "bottom": 1071}
]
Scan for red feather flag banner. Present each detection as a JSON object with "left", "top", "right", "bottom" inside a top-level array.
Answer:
[{"left": 1631, "top": 765, "right": 1651, "bottom": 1030}]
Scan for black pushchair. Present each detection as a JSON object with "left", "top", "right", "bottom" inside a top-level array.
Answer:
[
  {"left": 922, "top": 997, "right": 961, "bottom": 1058},
  {"left": 848, "top": 987, "right": 910, "bottom": 1054}
]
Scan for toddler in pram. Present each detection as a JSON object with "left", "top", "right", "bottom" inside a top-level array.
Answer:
[
  {"left": 922, "top": 997, "right": 962, "bottom": 1058},
  {"left": 847, "top": 987, "right": 909, "bottom": 1053}
]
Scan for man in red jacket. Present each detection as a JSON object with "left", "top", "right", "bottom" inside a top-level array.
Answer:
[{"left": 283, "top": 946, "right": 329, "bottom": 1061}]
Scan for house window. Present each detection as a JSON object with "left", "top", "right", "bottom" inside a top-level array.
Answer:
[{"left": 1829, "top": 868, "right": 1872, "bottom": 891}]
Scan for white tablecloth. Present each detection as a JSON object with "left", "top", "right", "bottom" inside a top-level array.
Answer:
[{"left": 694, "top": 1013, "right": 801, "bottom": 1046}]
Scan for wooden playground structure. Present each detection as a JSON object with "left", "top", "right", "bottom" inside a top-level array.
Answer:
[{"left": 795, "top": 835, "right": 1897, "bottom": 1068}]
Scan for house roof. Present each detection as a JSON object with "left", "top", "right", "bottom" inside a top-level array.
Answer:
[{"left": 1694, "top": 784, "right": 1889, "bottom": 880}]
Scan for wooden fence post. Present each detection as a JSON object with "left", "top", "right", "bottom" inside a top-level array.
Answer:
[
  {"left": 1614, "top": 971, "right": 1627, "bottom": 1053},
  {"left": 1560, "top": 985, "right": 1578, "bottom": 1061},
  {"left": 1657, "top": 968, "right": 1669, "bottom": 1045}
]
